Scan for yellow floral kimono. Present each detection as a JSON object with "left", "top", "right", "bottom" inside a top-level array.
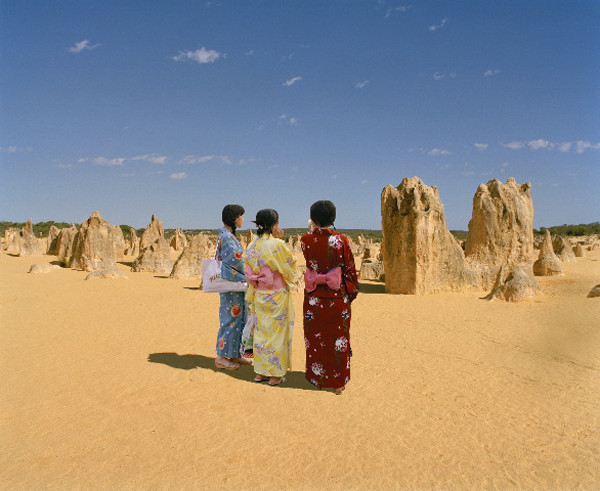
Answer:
[{"left": 244, "top": 234, "right": 296, "bottom": 377}]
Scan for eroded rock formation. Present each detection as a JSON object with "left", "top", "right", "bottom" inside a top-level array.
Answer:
[
  {"left": 46, "top": 225, "right": 60, "bottom": 255},
  {"left": 55, "top": 225, "right": 78, "bottom": 266},
  {"left": 464, "top": 178, "right": 535, "bottom": 288},
  {"left": 18, "top": 219, "right": 44, "bottom": 256},
  {"left": 381, "top": 177, "right": 478, "bottom": 294},
  {"left": 71, "top": 211, "right": 120, "bottom": 272},
  {"left": 552, "top": 236, "right": 576, "bottom": 262},
  {"left": 533, "top": 230, "right": 562, "bottom": 276},
  {"left": 485, "top": 264, "right": 540, "bottom": 302},
  {"left": 170, "top": 228, "right": 187, "bottom": 251},
  {"left": 170, "top": 234, "right": 211, "bottom": 279},
  {"left": 132, "top": 215, "right": 173, "bottom": 274}
]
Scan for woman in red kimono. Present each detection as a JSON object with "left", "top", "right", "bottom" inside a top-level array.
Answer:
[{"left": 301, "top": 200, "right": 359, "bottom": 394}]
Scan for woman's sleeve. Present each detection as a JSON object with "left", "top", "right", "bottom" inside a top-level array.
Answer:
[
  {"left": 220, "top": 233, "right": 246, "bottom": 282},
  {"left": 264, "top": 240, "right": 296, "bottom": 288},
  {"left": 341, "top": 235, "right": 359, "bottom": 302}
]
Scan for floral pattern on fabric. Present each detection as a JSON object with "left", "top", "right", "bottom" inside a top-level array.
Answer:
[
  {"left": 245, "top": 234, "right": 296, "bottom": 377},
  {"left": 215, "top": 228, "right": 247, "bottom": 358},
  {"left": 301, "top": 228, "right": 358, "bottom": 389}
]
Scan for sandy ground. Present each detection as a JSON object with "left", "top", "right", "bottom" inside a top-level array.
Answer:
[{"left": 1, "top": 249, "right": 599, "bottom": 490}]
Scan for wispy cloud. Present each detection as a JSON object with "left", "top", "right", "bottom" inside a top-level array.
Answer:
[
  {"left": 433, "top": 72, "right": 456, "bottom": 80},
  {"left": 170, "top": 172, "right": 187, "bottom": 180},
  {"left": 278, "top": 114, "right": 298, "bottom": 126},
  {"left": 484, "top": 69, "right": 501, "bottom": 77},
  {"left": 428, "top": 148, "right": 451, "bottom": 156},
  {"left": 283, "top": 76, "right": 302, "bottom": 87},
  {"left": 527, "top": 139, "right": 550, "bottom": 150},
  {"left": 354, "top": 80, "right": 370, "bottom": 89},
  {"left": 180, "top": 155, "right": 231, "bottom": 165},
  {"left": 502, "top": 139, "right": 600, "bottom": 153},
  {"left": 129, "top": 154, "right": 168, "bottom": 164},
  {"left": 360, "top": 179, "right": 370, "bottom": 185},
  {"left": 385, "top": 5, "right": 410, "bottom": 18},
  {"left": 0, "top": 145, "right": 32, "bottom": 153},
  {"left": 474, "top": 143, "right": 488, "bottom": 151},
  {"left": 503, "top": 141, "right": 525, "bottom": 150},
  {"left": 429, "top": 18, "right": 448, "bottom": 31},
  {"left": 56, "top": 163, "right": 75, "bottom": 169},
  {"left": 68, "top": 40, "right": 101, "bottom": 53},
  {"left": 92, "top": 157, "right": 126, "bottom": 167},
  {"left": 172, "top": 47, "right": 223, "bottom": 64}
]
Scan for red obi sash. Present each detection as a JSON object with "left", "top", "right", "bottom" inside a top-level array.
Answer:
[
  {"left": 304, "top": 267, "right": 342, "bottom": 293},
  {"left": 244, "top": 265, "right": 286, "bottom": 291}
]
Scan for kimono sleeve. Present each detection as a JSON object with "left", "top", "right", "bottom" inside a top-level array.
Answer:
[
  {"left": 264, "top": 239, "right": 297, "bottom": 288},
  {"left": 341, "top": 235, "right": 359, "bottom": 302},
  {"left": 220, "top": 232, "right": 246, "bottom": 282}
]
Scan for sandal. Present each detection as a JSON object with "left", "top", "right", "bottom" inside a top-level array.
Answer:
[
  {"left": 268, "top": 376, "right": 286, "bottom": 386},
  {"left": 231, "top": 357, "right": 252, "bottom": 366},
  {"left": 253, "top": 374, "right": 268, "bottom": 382},
  {"left": 215, "top": 358, "right": 240, "bottom": 371},
  {"left": 334, "top": 386, "right": 345, "bottom": 395}
]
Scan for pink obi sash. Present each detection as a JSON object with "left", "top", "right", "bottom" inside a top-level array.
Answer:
[
  {"left": 244, "top": 265, "right": 286, "bottom": 291},
  {"left": 304, "top": 267, "right": 342, "bottom": 293}
]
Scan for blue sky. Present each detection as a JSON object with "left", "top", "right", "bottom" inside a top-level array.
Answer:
[{"left": 1, "top": 0, "right": 598, "bottom": 230}]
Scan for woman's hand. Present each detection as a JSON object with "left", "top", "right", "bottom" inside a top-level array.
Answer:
[{"left": 273, "top": 227, "right": 284, "bottom": 239}]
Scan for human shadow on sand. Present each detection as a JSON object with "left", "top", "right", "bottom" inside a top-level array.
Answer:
[{"left": 148, "top": 352, "right": 319, "bottom": 392}]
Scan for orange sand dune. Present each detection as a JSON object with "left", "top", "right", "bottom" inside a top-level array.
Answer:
[{"left": 1, "top": 251, "right": 599, "bottom": 490}]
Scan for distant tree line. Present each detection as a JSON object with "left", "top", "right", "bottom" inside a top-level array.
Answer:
[
  {"left": 535, "top": 222, "right": 600, "bottom": 236},
  {"left": 2, "top": 221, "right": 598, "bottom": 240}
]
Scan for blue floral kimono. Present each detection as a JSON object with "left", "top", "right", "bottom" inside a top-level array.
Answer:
[{"left": 215, "top": 228, "right": 247, "bottom": 358}]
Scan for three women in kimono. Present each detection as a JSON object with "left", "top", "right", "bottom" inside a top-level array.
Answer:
[{"left": 214, "top": 201, "right": 358, "bottom": 393}]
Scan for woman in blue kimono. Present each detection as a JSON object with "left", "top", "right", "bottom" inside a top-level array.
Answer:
[{"left": 215, "top": 204, "right": 250, "bottom": 370}]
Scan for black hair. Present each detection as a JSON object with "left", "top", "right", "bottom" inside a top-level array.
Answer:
[
  {"left": 222, "top": 204, "right": 245, "bottom": 235},
  {"left": 253, "top": 209, "right": 279, "bottom": 236},
  {"left": 310, "top": 200, "right": 336, "bottom": 228}
]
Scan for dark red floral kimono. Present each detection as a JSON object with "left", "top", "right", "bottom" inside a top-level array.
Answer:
[{"left": 301, "top": 228, "right": 359, "bottom": 389}]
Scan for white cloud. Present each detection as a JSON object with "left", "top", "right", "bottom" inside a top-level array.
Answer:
[
  {"left": 527, "top": 139, "right": 550, "bottom": 150},
  {"left": 57, "top": 163, "right": 74, "bottom": 169},
  {"left": 93, "top": 157, "right": 126, "bottom": 167},
  {"left": 474, "top": 143, "right": 488, "bottom": 151},
  {"left": 385, "top": 5, "right": 410, "bottom": 18},
  {"left": 575, "top": 140, "right": 599, "bottom": 154},
  {"left": 283, "top": 76, "right": 302, "bottom": 87},
  {"left": 238, "top": 158, "right": 259, "bottom": 165},
  {"left": 131, "top": 154, "right": 168, "bottom": 164},
  {"left": 503, "top": 141, "right": 525, "bottom": 150},
  {"left": 0, "top": 145, "right": 32, "bottom": 153},
  {"left": 361, "top": 179, "right": 370, "bottom": 185},
  {"left": 170, "top": 172, "right": 187, "bottom": 180},
  {"left": 245, "top": 50, "right": 255, "bottom": 56},
  {"left": 180, "top": 155, "right": 231, "bottom": 165},
  {"left": 278, "top": 114, "right": 298, "bottom": 126},
  {"left": 172, "top": 47, "right": 222, "bottom": 64},
  {"left": 354, "top": 80, "right": 370, "bottom": 89},
  {"left": 502, "top": 139, "right": 600, "bottom": 153},
  {"left": 558, "top": 142, "right": 572, "bottom": 153},
  {"left": 429, "top": 18, "right": 448, "bottom": 31},
  {"left": 433, "top": 72, "right": 456, "bottom": 80},
  {"left": 428, "top": 148, "right": 451, "bottom": 156},
  {"left": 484, "top": 69, "right": 501, "bottom": 77},
  {"left": 68, "top": 40, "right": 101, "bottom": 53}
]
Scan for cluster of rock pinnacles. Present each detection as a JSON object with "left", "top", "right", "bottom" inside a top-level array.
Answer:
[{"left": 5, "top": 176, "right": 598, "bottom": 299}]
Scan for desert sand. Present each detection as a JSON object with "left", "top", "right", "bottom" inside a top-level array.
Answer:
[{"left": 1, "top": 250, "right": 599, "bottom": 490}]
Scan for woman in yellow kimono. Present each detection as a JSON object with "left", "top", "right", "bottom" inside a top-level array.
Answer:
[{"left": 244, "top": 209, "right": 296, "bottom": 386}]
